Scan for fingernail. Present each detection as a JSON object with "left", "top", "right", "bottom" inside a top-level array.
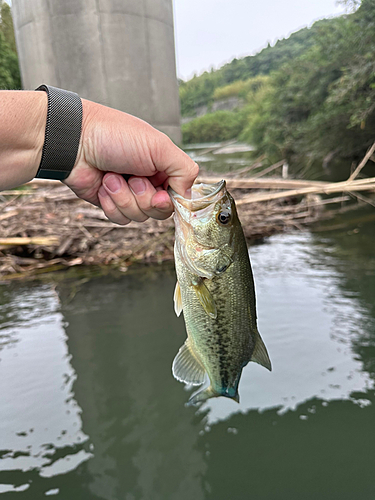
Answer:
[
  {"left": 184, "top": 188, "right": 191, "bottom": 199},
  {"left": 98, "top": 186, "right": 108, "bottom": 197},
  {"left": 104, "top": 175, "right": 121, "bottom": 194},
  {"left": 128, "top": 178, "right": 146, "bottom": 195}
]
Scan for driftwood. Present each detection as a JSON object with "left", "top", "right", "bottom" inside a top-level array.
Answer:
[
  {"left": 198, "top": 176, "right": 326, "bottom": 190},
  {"left": 1, "top": 143, "right": 374, "bottom": 280},
  {"left": 236, "top": 176, "right": 375, "bottom": 205},
  {"left": 0, "top": 237, "right": 60, "bottom": 246}
]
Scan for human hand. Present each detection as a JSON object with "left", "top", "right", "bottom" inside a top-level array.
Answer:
[{"left": 64, "top": 100, "right": 198, "bottom": 225}]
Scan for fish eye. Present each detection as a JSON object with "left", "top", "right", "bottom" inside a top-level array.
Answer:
[{"left": 217, "top": 211, "right": 231, "bottom": 225}]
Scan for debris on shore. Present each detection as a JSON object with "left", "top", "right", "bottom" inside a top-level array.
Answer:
[{"left": 1, "top": 144, "right": 375, "bottom": 280}]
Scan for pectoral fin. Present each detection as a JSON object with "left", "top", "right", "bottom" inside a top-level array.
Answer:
[
  {"left": 173, "top": 281, "right": 183, "bottom": 317},
  {"left": 251, "top": 330, "right": 272, "bottom": 371},
  {"left": 172, "top": 339, "right": 206, "bottom": 386},
  {"left": 192, "top": 278, "right": 217, "bottom": 319}
]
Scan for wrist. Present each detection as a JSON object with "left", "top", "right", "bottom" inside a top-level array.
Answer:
[
  {"left": 74, "top": 98, "right": 101, "bottom": 171},
  {"left": 0, "top": 91, "right": 47, "bottom": 189},
  {"left": 62, "top": 98, "right": 104, "bottom": 204},
  {"left": 34, "top": 86, "right": 83, "bottom": 180},
  {"left": 30, "top": 92, "right": 48, "bottom": 178}
]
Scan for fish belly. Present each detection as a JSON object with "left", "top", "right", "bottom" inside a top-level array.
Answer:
[{"left": 176, "top": 254, "right": 256, "bottom": 394}]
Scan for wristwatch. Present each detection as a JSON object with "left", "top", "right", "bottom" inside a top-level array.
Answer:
[{"left": 35, "top": 85, "right": 83, "bottom": 180}]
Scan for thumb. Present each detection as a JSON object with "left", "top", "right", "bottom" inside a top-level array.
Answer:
[{"left": 152, "top": 136, "right": 199, "bottom": 196}]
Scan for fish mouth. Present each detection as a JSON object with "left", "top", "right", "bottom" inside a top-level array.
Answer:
[
  {"left": 169, "top": 181, "right": 227, "bottom": 279},
  {"left": 168, "top": 180, "right": 226, "bottom": 211}
]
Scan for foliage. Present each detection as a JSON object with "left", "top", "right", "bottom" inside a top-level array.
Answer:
[
  {"left": 181, "top": 0, "right": 375, "bottom": 166},
  {"left": 179, "top": 21, "right": 325, "bottom": 117},
  {"left": 238, "top": 77, "right": 277, "bottom": 154},
  {"left": 213, "top": 80, "right": 253, "bottom": 100},
  {"left": 243, "top": 0, "right": 375, "bottom": 164},
  {"left": 179, "top": 70, "right": 224, "bottom": 116},
  {"left": 1, "top": 2, "right": 16, "bottom": 52},
  {"left": 182, "top": 110, "right": 247, "bottom": 144},
  {"left": 0, "top": 2, "right": 21, "bottom": 89}
]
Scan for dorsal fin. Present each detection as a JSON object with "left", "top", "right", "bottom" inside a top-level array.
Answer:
[
  {"left": 251, "top": 330, "right": 272, "bottom": 371},
  {"left": 172, "top": 339, "right": 206, "bottom": 386},
  {"left": 173, "top": 281, "right": 183, "bottom": 317}
]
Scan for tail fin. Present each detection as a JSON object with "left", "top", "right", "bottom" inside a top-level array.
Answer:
[{"left": 187, "top": 385, "right": 240, "bottom": 406}]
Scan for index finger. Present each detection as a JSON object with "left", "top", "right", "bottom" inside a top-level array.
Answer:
[{"left": 151, "top": 136, "right": 199, "bottom": 196}]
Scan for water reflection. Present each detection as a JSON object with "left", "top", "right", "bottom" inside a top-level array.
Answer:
[
  {"left": 0, "top": 221, "right": 374, "bottom": 498},
  {"left": 200, "top": 393, "right": 375, "bottom": 500},
  {"left": 185, "top": 145, "right": 255, "bottom": 174},
  {"left": 204, "top": 233, "right": 374, "bottom": 422},
  {"left": 0, "top": 286, "right": 91, "bottom": 495},
  {"left": 60, "top": 268, "right": 207, "bottom": 500}
]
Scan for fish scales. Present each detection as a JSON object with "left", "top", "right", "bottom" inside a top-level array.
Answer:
[
  {"left": 169, "top": 180, "right": 271, "bottom": 405},
  {"left": 176, "top": 238, "right": 253, "bottom": 384}
]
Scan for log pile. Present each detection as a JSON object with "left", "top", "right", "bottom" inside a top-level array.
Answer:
[
  {"left": 1, "top": 143, "right": 375, "bottom": 280},
  {"left": 0, "top": 183, "right": 174, "bottom": 279}
]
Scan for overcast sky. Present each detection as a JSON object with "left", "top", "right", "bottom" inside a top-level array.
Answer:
[
  {"left": 173, "top": 0, "right": 347, "bottom": 80},
  {"left": 5, "top": 0, "right": 347, "bottom": 81}
]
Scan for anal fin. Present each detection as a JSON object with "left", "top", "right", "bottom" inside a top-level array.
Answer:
[
  {"left": 251, "top": 330, "right": 272, "bottom": 371},
  {"left": 172, "top": 339, "right": 206, "bottom": 386}
]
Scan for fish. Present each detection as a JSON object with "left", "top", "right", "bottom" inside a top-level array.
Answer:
[{"left": 169, "top": 180, "right": 271, "bottom": 405}]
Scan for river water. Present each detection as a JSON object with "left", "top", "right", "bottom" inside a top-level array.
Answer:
[{"left": 1, "top": 153, "right": 375, "bottom": 499}]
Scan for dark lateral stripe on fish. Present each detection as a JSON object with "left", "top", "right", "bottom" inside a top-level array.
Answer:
[{"left": 170, "top": 180, "right": 271, "bottom": 405}]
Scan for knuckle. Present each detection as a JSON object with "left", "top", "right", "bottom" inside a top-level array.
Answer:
[
  {"left": 134, "top": 214, "right": 149, "bottom": 223},
  {"left": 117, "top": 196, "right": 134, "bottom": 211},
  {"left": 139, "top": 200, "right": 153, "bottom": 212},
  {"left": 105, "top": 203, "right": 119, "bottom": 216},
  {"left": 105, "top": 212, "right": 130, "bottom": 226},
  {"left": 162, "top": 134, "right": 173, "bottom": 148},
  {"left": 188, "top": 161, "right": 199, "bottom": 179},
  {"left": 154, "top": 133, "right": 173, "bottom": 163}
]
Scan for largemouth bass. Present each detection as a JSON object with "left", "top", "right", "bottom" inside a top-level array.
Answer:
[{"left": 169, "top": 180, "right": 271, "bottom": 405}]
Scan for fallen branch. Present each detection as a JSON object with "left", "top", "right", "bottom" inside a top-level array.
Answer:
[
  {"left": 198, "top": 176, "right": 325, "bottom": 190},
  {"left": 349, "top": 141, "right": 375, "bottom": 181},
  {"left": 236, "top": 177, "right": 375, "bottom": 205},
  {"left": 0, "top": 237, "right": 60, "bottom": 246},
  {"left": 250, "top": 160, "right": 286, "bottom": 179},
  {"left": 0, "top": 210, "right": 19, "bottom": 221}
]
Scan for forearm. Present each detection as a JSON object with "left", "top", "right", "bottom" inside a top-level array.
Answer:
[
  {"left": 0, "top": 91, "right": 47, "bottom": 190},
  {"left": 0, "top": 88, "right": 198, "bottom": 226}
]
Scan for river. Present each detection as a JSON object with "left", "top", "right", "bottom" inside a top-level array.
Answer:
[{"left": 0, "top": 151, "right": 375, "bottom": 499}]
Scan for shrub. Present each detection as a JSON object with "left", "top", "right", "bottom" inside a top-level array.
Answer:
[{"left": 182, "top": 110, "right": 247, "bottom": 144}]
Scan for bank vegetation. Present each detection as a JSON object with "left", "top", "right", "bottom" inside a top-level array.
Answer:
[{"left": 181, "top": 0, "right": 375, "bottom": 170}]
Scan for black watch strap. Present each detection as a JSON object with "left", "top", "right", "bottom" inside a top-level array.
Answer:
[{"left": 35, "top": 85, "right": 83, "bottom": 180}]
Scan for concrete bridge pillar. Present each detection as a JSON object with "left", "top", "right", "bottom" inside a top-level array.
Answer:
[{"left": 12, "top": 0, "right": 181, "bottom": 143}]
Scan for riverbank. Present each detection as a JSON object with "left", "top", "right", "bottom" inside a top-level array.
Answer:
[{"left": 2, "top": 154, "right": 375, "bottom": 281}]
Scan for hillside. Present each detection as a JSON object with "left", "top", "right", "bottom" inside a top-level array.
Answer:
[
  {"left": 179, "top": 18, "right": 331, "bottom": 117},
  {"left": 181, "top": 0, "right": 375, "bottom": 169}
]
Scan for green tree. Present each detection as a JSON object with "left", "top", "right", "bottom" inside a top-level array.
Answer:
[
  {"left": 243, "top": 0, "right": 375, "bottom": 165},
  {"left": 1, "top": 1, "right": 16, "bottom": 52},
  {"left": 180, "top": 0, "right": 375, "bottom": 168},
  {"left": 0, "top": 1, "right": 21, "bottom": 89},
  {"left": 179, "top": 21, "right": 323, "bottom": 117},
  {"left": 182, "top": 110, "right": 247, "bottom": 144}
]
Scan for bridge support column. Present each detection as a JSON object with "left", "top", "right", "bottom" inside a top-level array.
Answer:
[{"left": 12, "top": 0, "right": 181, "bottom": 143}]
